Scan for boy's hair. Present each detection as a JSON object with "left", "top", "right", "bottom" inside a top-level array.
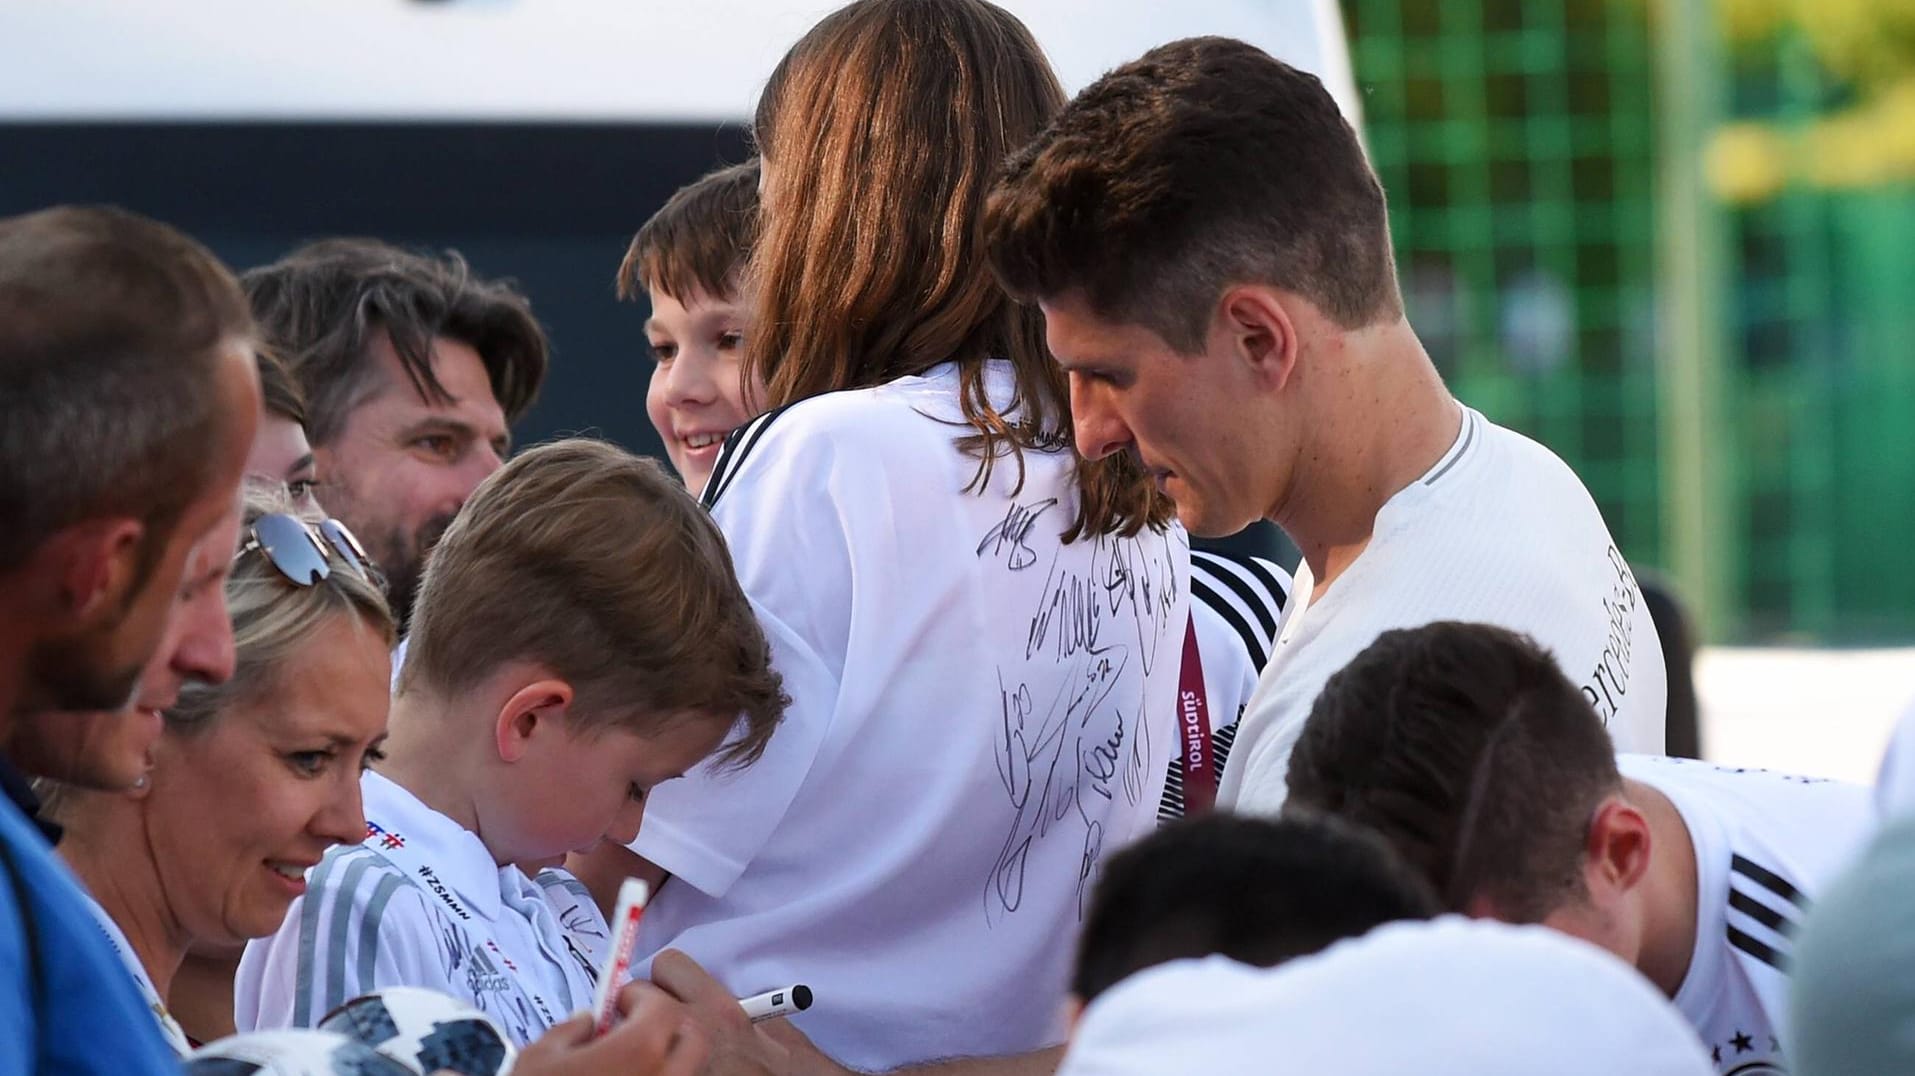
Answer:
[
  {"left": 243, "top": 238, "right": 548, "bottom": 447},
  {"left": 401, "top": 437, "right": 786, "bottom": 766},
  {"left": 985, "top": 36, "right": 1401, "bottom": 354},
  {"left": 616, "top": 160, "right": 761, "bottom": 304},
  {"left": 1071, "top": 812, "right": 1437, "bottom": 1004},
  {"left": 1285, "top": 622, "right": 1622, "bottom": 922}
]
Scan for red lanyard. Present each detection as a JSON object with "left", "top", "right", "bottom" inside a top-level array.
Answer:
[{"left": 1177, "top": 613, "right": 1216, "bottom": 815}]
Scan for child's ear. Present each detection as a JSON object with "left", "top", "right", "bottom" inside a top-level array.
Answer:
[{"left": 494, "top": 678, "right": 575, "bottom": 763}]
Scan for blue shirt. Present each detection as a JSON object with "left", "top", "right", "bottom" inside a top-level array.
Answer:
[{"left": 0, "top": 771, "right": 178, "bottom": 1074}]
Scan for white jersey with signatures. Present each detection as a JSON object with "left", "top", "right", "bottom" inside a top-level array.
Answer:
[
  {"left": 1620, "top": 754, "right": 1876, "bottom": 1073},
  {"left": 632, "top": 361, "right": 1189, "bottom": 1072},
  {"left": 235, "top": 770, "right": 610, "bottom": 1047},
  {"left": 1159, "top": 550, "right": 1290, "bottom": 821},
  {"left": 1220, "top": 407, "right": 1667, "bottom": 813}
]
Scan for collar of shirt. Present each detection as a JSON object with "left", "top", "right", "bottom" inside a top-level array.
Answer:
[
  {"left": 81, "top": 894, "right": 192, "bottom": 1056},
  {"left": 358, "top": 769, "right": 508, "bottom": 923},
  {"left": 0, "top": 755, "right": 61, "bottom": 845}
]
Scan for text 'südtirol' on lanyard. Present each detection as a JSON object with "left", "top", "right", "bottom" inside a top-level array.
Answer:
[{"left": 1178, "top": 614, "right": 1216, "bottom": 814}]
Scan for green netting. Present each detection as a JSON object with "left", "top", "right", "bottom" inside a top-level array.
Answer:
[
  {"left": 1343, "top": 0, "right": 1663, "bottom": 565},
  {"left": 1342, "top": 0, "right": 1915, "bottom": 642}
]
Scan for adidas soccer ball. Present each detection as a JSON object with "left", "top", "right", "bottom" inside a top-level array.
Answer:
[
  {"left": 183, "top": 1029, "right": 413, "bottom": 1074},
  {"left": 319, "top": 986, "right": 517, "bottom": 1076}
]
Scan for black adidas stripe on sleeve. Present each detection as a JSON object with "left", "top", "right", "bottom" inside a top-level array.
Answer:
[
  {"left": 1190, "top": 550, "right": 1288, "bottom": 673},
  {"left": 701, "top": 401, "right": 802, "bottom": 511},
  {"left": 1725, "top": 854, "right": 1808, "bottom": 973}
]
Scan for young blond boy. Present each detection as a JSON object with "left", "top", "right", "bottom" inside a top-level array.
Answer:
[
  {"left": 619, "top": 160, "right": 760, "bottom": 498},
  {"left": 235, "top": 438, "right": 785, "bottom": 1046}
]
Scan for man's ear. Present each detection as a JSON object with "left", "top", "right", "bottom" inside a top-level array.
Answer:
[
  {"left": 1584, "top": 797, "right": 1654, "bottom": 896},
  {"left": 42, "top": 517, "right": 147, "bottom": 625},
  {"left": 494, "top": 678, "right": 576, "bottom": 763},
  {"left": 1214, "top": 285, "right": 1300, "bottom": 393}
]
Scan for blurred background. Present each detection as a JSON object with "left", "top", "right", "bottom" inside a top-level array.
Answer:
[
  {"left": 1339, "top": 0, "right": 1915, "bottom": 779},
  {"left": 1, "top": 0, "right": 1909, "bottom": 778}
]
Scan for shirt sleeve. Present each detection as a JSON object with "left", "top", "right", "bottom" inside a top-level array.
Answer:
[
  {"left": 0, "top": 855, "right": 33, "bottom": 1074},
  {"left": 236, "top": 854, "right": 447, "bottom": 1030},
  {"left": 631, "top": 410, "right": 856, "bottom": 899}
]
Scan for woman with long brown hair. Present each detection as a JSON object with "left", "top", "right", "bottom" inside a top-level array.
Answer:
[{"left": 602, "top": 1, "right": 1187, "bottom": 1069}]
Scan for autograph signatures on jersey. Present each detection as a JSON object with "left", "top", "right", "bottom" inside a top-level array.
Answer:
[{"left": 981, "top": 508, "right": 1183, "bottom": 924}]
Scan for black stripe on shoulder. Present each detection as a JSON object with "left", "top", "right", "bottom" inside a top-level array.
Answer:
[
  {"left": 1728, "top": 889, "right": 1797, "bottom": 936},
  {"left": 1731, "top": 854, "right": 1807, "bottom": 910},
  {"left": 1212, "top": 721, "right": 1240, "bottom": 772},
  {"left": 1192, "top": 551, "right": 1286, "bottom": 639},
  {"left": 1191, "top": 575, "right": 1271, "bottom": 670},
  {"left": 1727, "top": 925, "right": 1790, "bottom": 972},
  {"left": 701, "top": 401, "right": 803, "bottom": 511},
  {"left": 1233, "top": 554, "right": 1291, "bottom": 609},
  {"left": 1159, "top": 760, "right": 1186, "bottom": 822}
]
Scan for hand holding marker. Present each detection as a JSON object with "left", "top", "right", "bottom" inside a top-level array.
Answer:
[
  {"left": 590, "top": 876, "right": 814, "bottom": 1029},
  {"left": 739, "top": 984, "right": 813, "bottom": 1023}
]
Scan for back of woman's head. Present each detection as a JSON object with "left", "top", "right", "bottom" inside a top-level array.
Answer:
[
  {"left": 751, "top": 0, "right": 1165, "bottom": 537},
  {"left": 168, "top": 492, "right": 394, "bottom": 737}
]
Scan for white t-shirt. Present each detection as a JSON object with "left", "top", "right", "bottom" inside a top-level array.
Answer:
[
  {"left": 1060, "top": 919, "right": 1713, "bottom": 1076},
  {"left": 1220, "top": 407, "right": 1667, "bottom": 812},
  {"left": 1875, "top": 694, "right": 1915, "bottom": 818},
  {"left": 235, "top": 770, "right": 610, "bottom": 1047},
  {"left": 1620, "top": 754, "right": 1876, "bottom": 1072},
  {"left": 1159, "top": 550, "right": 1289, "bottom": 821},
  {"left": 632, "top": 361, "right": 1189, "bottom": 1072}
]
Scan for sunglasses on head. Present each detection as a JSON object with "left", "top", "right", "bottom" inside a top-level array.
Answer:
[{"left": 236, "top": 513, "right": 375, "bottom": 586}]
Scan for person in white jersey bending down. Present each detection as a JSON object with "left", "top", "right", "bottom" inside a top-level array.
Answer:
[
  {"left": 1285, "top": 621, "right": 1875, "bottom": 1073},
  {"left": 572, "top": 1, "right": 1184, "bottom": 1071},
  {"left": 983, "top": 36, "right": 1666, "bottom": 813}
]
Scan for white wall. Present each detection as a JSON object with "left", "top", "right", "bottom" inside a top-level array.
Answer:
[
  {"left": 1697, "top": 647, "right": 1915, "bottom": 784},
  {"left": 0, "top": 0, "right": 1358, "bottom": 123}
]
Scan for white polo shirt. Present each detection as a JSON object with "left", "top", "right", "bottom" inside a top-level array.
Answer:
[
  {"left": 1159, "top": 551, "right": 1289, "bottom": 821},
  {"left": 1060, "top": 919, "right": 1713, "bottom": 1076},
  {"left": 235, "top": 770, "right": 608, "bottom": 1047},
  {"left": 1220, "top": 407, "right": 1667, "bottom": 812},
  {"left": 632, "top": 361, "right": 1189, "bottom": 1072},
  {"left": 1621, "top": 754, "right": 1875, "bottom": 1072}
]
